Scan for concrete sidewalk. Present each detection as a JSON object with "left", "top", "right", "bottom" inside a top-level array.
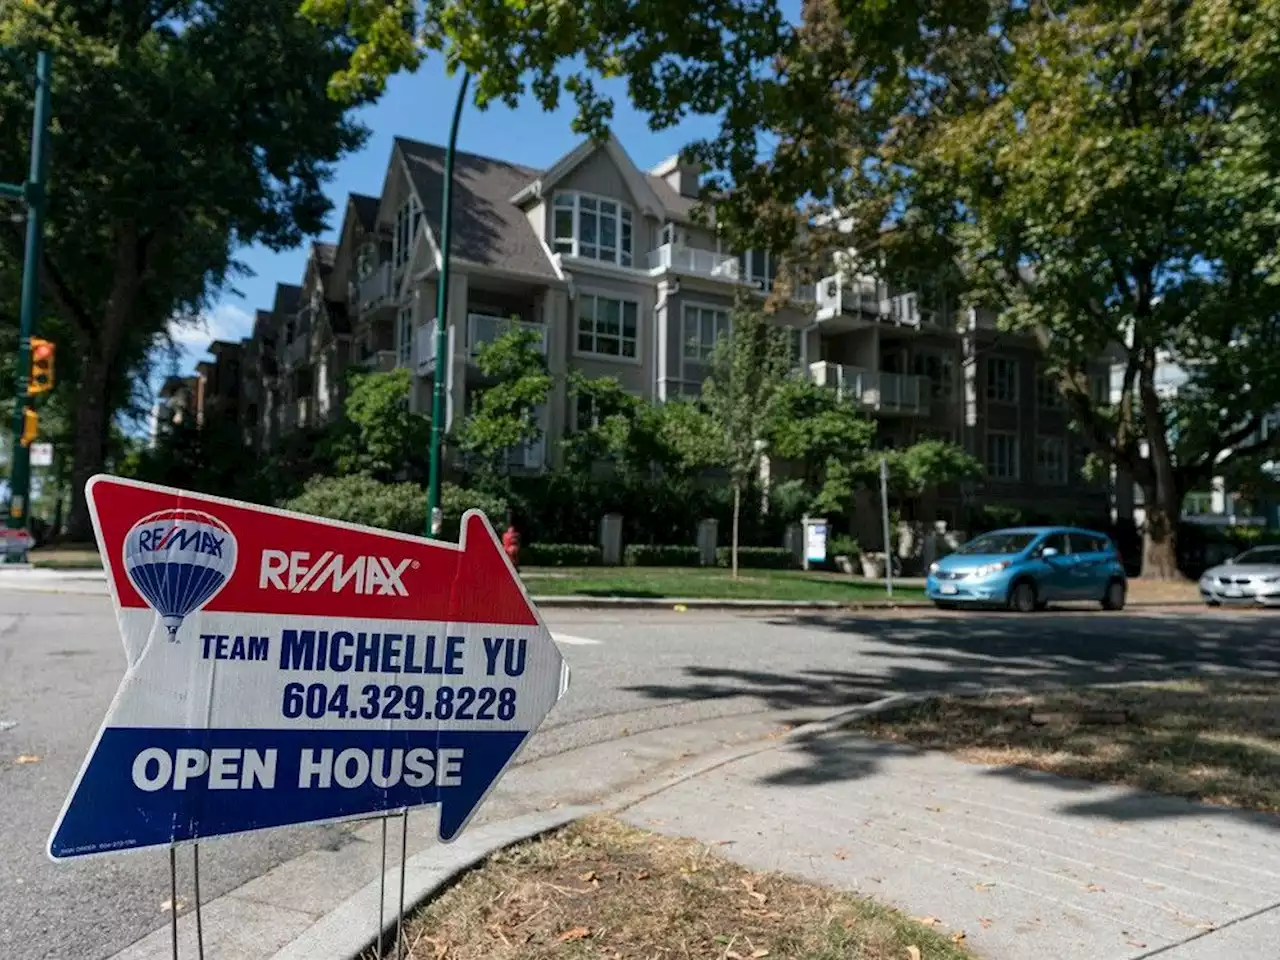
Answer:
[{"left": 621, "top": 727, "right": 1280, "bottom": 960}]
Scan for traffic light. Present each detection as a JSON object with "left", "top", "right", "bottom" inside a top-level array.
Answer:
[
  {"left": 28, "top": 337, "right": 54, "bottom": 395},
  {"left": 20, "top": 407, "right": 37, "bottom": 447}
]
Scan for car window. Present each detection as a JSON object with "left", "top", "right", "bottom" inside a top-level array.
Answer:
[
  {"left": 1236, "top": 546, "right": 1280, "bottom": 565},
  {"left": 956, "top": 531, "right": 1039, "bottom": 555},
  {"left": 1038, "top": 533, "right": 1069, "bottom": 556},
  {"left": 1070, "top": 533, "right": 1107, "bottom": 554}
]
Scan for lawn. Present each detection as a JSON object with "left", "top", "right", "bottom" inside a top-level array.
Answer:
[
  {"left": 388, "top": 816, "right": 974, "bottom": 960},
  {"left": 522, "top": 566, "right": 925, "bottom": 603},
  {"left": 856, "top": 678, "right": 1280, "bottom": 813},
  {"left": 27, "top": 545, "right": 102, "bottom": 569}
]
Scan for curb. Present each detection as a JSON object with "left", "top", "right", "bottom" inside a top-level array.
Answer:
[
  {"left": 270, "top": 807, "right": 594, "bottom": 960},
  {"left": 530, "top": 595, "right": 926, "bottom": 611}
]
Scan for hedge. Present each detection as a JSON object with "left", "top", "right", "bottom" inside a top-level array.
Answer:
[
  {"left": 521, "top": 543, "right": 603, "bottom": 567},
  {"left": 716, "top": 546, "right": 796, "bottom": 570},
  {"left": 624, "top": 544, "right": 702, "bottom": 567}
]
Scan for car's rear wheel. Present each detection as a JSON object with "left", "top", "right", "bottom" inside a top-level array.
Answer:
[
  {"left": 1008, "top": 580, "right": 1037, "bottom": 613},
  {"left": 1101, "top": 579, "right": 1127, "bottom": 611}
]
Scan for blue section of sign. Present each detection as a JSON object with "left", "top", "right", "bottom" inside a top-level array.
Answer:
[{"left": 49, "top": 727, "right": 527, "bottom": 859}]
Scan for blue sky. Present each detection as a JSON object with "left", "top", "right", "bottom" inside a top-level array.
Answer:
[{"left": 170, "top": 56, "right": 724, "bottom": 371}]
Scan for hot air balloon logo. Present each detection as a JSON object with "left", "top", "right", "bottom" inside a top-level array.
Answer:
[{"left": 122, "top": 509, "right": 239, "bottom": 639}]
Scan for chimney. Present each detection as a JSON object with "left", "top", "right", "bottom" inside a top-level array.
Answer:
[{"left": 651, "top": 154, "right": 702, "bottom": 200}]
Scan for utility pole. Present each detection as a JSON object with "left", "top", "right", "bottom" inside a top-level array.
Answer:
[
  {"left": 425, "top": 72, "right": 470, "bottom": 539},
  {"left": 1, "top": 50, "right": 52, "bottom": 563}
]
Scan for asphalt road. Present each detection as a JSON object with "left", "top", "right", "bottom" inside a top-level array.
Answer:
[{"left": 2, "top": 590, "right": 1278, "bottom": 960}]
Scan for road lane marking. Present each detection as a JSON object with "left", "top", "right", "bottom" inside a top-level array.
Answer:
[{"left": 552, "top": 633, "right": 603, "bottom": 646}]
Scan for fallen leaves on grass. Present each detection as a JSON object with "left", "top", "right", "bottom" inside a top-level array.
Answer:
[
  {"left": 393, "top": 817, "right": 974, "bottom": 960},
  {"left": 856, "top": 678, "right": 1280, "bottom": 814}
]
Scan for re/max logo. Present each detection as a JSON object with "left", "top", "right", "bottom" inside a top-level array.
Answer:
[
  {"left": 137, "top": 526, "right": 226, "bottom": 557},
  {"left": 258, "top": 550, "right": 414, "bottom": 597}
]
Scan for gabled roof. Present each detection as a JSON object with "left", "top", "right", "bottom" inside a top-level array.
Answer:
[
  {"left": 395, "top": 137, "right": 559, "bottom": 281},
  {"left": 350, "top": 193, "right": 380, "bottom": 232},
  {"left": 509, "top": 131, "right": 666, "bottom": 221},
  {"left": 645, "top": 173, "right": 704, "bottom": 224},
  {"left": 272, "top": 283, "right": 301, "bottom": 315}
]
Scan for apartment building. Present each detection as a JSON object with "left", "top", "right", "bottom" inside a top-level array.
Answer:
[{"left": 211, "top": 129, "right": 1109, "bottom": 532}]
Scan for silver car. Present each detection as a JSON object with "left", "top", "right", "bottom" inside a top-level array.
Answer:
[{"left": 1199, "top": 545, "right": 1280, "bottom": 606}]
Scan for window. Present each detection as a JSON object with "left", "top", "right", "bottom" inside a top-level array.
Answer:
[
  {"left": 1089, "top": 368, "right": 1111, "bottom": 406},
  {"left": 986, "top": 357, "right": 1019, "bottom": 403},
  {"left": 788, "top": 327, "right": 806, "bottom": 366},
  {"left": 1037, "top": 532, "right": 1069, "bottom": 556},
  {"left": 552, "top": 193, "right": 634, "bottom": 267},
  {"left": 682, "top": 305, "right": 730, "bottom": 363},
  {"left": 1070, "top": 532, "right": 1111, "bottom": 555},
  {"left": 575, "top": 394, "right": 600, "bottom": 432},
  {"left": 913, "top": 351, "right": 956, "bottom": 401},
  {"left": 660, "top": 222, "right": 676, "bottom": 246},
  {"left": 985, "top": 431, "right": 1019, "bottom": 480},
  {"left": 738, "top": 250, "right": 777, "bottom": 291},
  {"left": 393, "top": 195, "right": 422, "bottom": 269},
  {"left": 1035, "top": 436, "right": 1067, "bottom": 484},
  {"left": 396, "top": 304, "right": 414, "bottom": 367},
  {"left": 577, "top": 294, "right": 639, "bottom": 359},
  {"left": 1037, "top": 368, "right": 1064, "bottom": 409}
]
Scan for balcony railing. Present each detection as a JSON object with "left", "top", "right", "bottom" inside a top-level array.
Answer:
[
  {"left": 647, "top": 243, "right": 741, "bottom": 280},
  {"left": 809, "top": 361, "right": 930, "bottom": 416},
  {"left": 357, "top": 262, "right": 393, "bottom": 311},
  {"left": 468, "top": 314, "right": 547, "bottom": 358}
]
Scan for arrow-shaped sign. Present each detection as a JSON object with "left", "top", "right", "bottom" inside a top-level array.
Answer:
[{"left": 48, "top": 475, "right": 568, "bottom": 861}]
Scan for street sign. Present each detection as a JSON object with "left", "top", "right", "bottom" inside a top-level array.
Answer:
[
  {"left": 29, "top": 442, "right": 52, "bottom": 466},
  {"left": 48, "top": 475, "right": 569, "bottom": 861}
]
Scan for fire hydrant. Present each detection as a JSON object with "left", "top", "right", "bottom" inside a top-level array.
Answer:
[{"left": 502, "top": 520, "right": 521, "bottom": 570}]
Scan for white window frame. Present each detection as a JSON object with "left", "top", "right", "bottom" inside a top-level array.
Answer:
[
  {"left": 575, "top": 292, "right": 640, "bottom": 362},
  {"left": 574, "top": 393, "right": 600, "bottom": 433},
  {"left": 738, "top": 249, "right": 777, "bottom": 292},
  {"left": 681, "top": 302, "right": 731, "bottom": 365},
  {"left": 396, "top": 302, "right": 415, "bottom": 368},
  {"left": 1089, "top": 368, "right": 1111, "bottom": 407},
  {"left": 552, "top": 191, "right": 634, "bottom": 267},
  {"left": 1036, "top": 366, "right": 1064, "bottom": 410},
  {"left": 393, "top": 195, "right": 422, "bottom": 269},
  {"left": 1035, "top": 435, "right": 1067, "bottom": 484},
  {"left": 985, "top": 356, "right": 1019, "bottom": 404},
  {"left": 985, "top": 430, "right": 1020, "bottom": 480},
  {"left": 913, "top": 349, "right": 957, "bottom": 401}
]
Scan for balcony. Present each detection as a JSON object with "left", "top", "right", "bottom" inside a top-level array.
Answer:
[
  {"left": 355, "top": 349, "right": 398, "bottom": 373},
  {"left": 817, "top": 275, "right": 885, "bottom": 321},
  {"left": 356, "top": 262, "right": 393, "bottom": 312},
  {"left": 647, "top": 243, "right": 741, "bottom": 280},
  {"left": 468, "top": 314, "right": 547, "bottom": 359},
  {"left": 809, "top": 361, "right": 930, "bottom": 416}
]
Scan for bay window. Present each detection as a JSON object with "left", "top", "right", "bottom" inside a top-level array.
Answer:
[
  {"left": 393, "top": 196, "right": 421, "bottom": 269},
  {"left": 552, "top": 192, "right": 634, "bottom": 267},
  {"left": 577, "top": 294, "right": 639, "bottom": 359}
]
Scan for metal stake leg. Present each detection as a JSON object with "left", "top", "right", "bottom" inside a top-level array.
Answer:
[
  {"left": 378, "top": 816, "right": 388, "bottom": 957},
  {"left": 396, "top": 809, "right": 409, "bottom": 958},
  {"left": 193, "top": 844, "right": 205, "bottom": 960},
  {"left": 168, "top": 846, "right": 179, "bottom": 960}
]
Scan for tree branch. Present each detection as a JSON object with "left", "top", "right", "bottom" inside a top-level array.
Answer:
[{"left": 1, "top": 221, "right": 97, "bottom": 341}]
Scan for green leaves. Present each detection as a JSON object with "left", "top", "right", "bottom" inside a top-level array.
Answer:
[
  {"left": 458, "top": 328, "right": 553, "bottom": 469},
  {"left": 334, "top": 368, "right": 430, "bottom": 482}
]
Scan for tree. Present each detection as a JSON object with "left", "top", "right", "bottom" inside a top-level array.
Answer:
[
  {"left": 879, "top": 441, "right": 984, "bottom": 510},
  {"left": 657, "top": 0, "right": 1280, "bottom": 579},
  {"left": 0, "top": 1, "right": 372, "bottom": 540},
  {"left": 334, "top": 368, "right": 430, "bottom": 482},
  {"left": 695, "top": 302, "right": 794, "bottom": 577},
  {"left": 456, "top": 329, "right": 553, "bottom": 477}
]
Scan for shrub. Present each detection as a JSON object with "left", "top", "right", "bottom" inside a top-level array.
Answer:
[
  {"left": 521, "top": 544, "right": 603, "bottom": 567},
  {"left": 828, "top": 535, "right": 861, "bottom": 558},
  {"left": 283, "top": 475, "right": 506, "bottom": 539},
  {"left": 716, "top": 546, "right": 796, "bottom": 570},
  {"left": 624, "top": 544, "right": 701, "bottom": 567},
  {"left": 284, "top": 474, "right": 425, "bottom": 534}
]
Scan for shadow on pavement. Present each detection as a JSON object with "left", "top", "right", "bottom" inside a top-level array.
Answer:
[{"left": 623, "top": 611, "right": 1280, "bottom": 827}]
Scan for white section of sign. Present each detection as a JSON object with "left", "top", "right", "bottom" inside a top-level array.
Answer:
[
  {"left": 550, "top": 633, "right": 602, "bottom": 646},
  {"left": 29, "top": 443, "right": 53, "bottom": 467},
  {"left": 107, "top": 609, "right": 564, "bottom": 731}
]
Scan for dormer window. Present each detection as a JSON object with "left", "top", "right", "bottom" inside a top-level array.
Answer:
[
  {"left": 553, "top": 192, "right": 634, "bottom": 267},
  {"left": 393, "top": 195, "right": 422, "bottom": 269},
  {"left": 660, "top": 223, "right": 676, "bottom": 247}
]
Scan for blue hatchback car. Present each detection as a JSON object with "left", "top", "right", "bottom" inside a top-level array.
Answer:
[{"left": 926, "top": 526, "right": 1127, "bottom": 612}]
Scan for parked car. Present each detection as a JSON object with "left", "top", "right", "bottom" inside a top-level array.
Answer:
[
  {"left": 1198, "top": 545, "right": 1280, "bottom": 607},
  {"left": 925, "top": 526, "right": 1127, "bottom": 612}
]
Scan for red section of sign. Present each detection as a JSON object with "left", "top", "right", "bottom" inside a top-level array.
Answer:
[{"left": 88, "top": 476, "right": 537, "bottom": 626}]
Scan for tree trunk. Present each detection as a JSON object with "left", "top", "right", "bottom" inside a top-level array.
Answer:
[
  {"left": 731, "top": 481, "right": 741, "bottom": 580},
  {"left": 1141, "top": 487, "right": 1182, "bottom": 580},
  {"left": 64, "top": 223, "right": 140, "bottom": 542}
]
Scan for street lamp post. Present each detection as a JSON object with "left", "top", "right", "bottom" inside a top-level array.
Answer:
[
  {"left": 2, "top": 50, "right": 52, "bottom": 563},
  {"left": 425, "top": 71, "right": 471, "bottom": 539}
]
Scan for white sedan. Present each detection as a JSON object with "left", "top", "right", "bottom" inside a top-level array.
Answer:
[{"left": 1199, "top": 545, "right": 1280, "bottom": 607}]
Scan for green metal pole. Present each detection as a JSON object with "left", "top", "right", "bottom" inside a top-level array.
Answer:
[
  {"left": 425, "top": 71, "right": 470, "bottom": 539},
  {"left": 6, "top": 50, "right": 51, "bottom": 564}
]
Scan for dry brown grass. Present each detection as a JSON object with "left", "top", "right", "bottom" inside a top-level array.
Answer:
[
  {"left": 858, "top": 678, "right": 1280, "bottom": 812},
  {"left": 393, "top": 817, "right": 975, "bottom": 960},
  {"left": 1125, "top": 579, "right": 1202, "bottom": 604}
]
